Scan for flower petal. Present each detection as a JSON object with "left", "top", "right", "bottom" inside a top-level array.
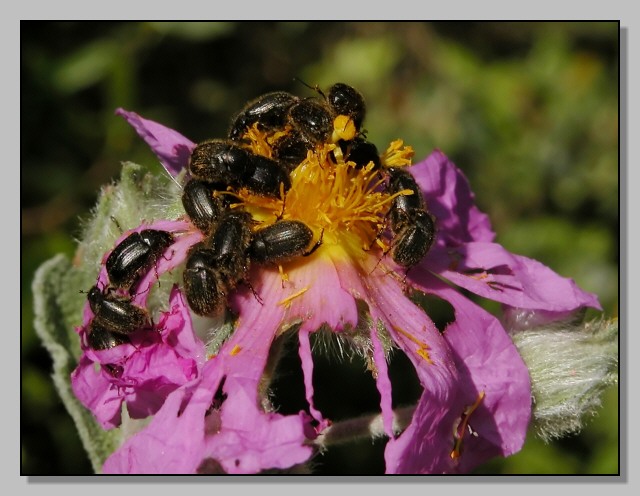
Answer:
[
  {"left": 298, "top": 327, "right": 325, "bottom": 424},
  {"left": 204, "top": 271, "right": 315, "bottom": 473},
  {"left": 369, "top": 325, "right": 395, "bottom": 438},
  {"left": 385, "top": 273, "right": 531, "bottom": 474},
  {"left": 105, "top": 272, "right": 315, "bottom": 473},
  {"left": 432, "top": 273, "right": 531, "bottom": 471},
  {"left": 72, "top": 286, "right": 205, "bottom": 428},
  {"left": 70, "top": 354, "right": 123, "bottom": 429},
  {"left": 365, "top": 267, "right": 458, "bottom": 395},
  {"left": 102, "top": 371, "right": 212, "bottom": 473},
  {"left": 421, "top": 242, "right": 601, "bottom": 312},
  {"left": 116, "top": 108, "right": 195, "bottom": 177},
  {"left": 410, "top": 150, "right": 495, "bottom": 245},
  {"left": 276, "top": 254, "right": 360, "bottom": 334}
]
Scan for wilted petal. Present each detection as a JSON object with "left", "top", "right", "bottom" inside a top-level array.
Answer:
[
  {"left": 105, "top": 272, "right": 315, "bottom": 474},
  {"left": 298, "top": 327, "right": 325, "bottom": 424},
  {"left": 206, "top": 381, "right": 315, "bottom": 473},
  {"left": 365, "top": 268, "right": 457, "bottom": 395},
  {"left": 72, "top": 286, "right": 205, "bottom": 428},
  {"left": 115, "top": 108, "right": 195, "bottom": 177},
  {"left": 369, "top": 325, "right": 395, "bottom": 438},
  {"left": 102, "top": 372, "right": 212, "bottom": 473},
  {"left": 70, "top": 354, "right": 124, "bottom": 429},
  {"left": 206, "top": 272, "right": 315, "bottom": 472}
]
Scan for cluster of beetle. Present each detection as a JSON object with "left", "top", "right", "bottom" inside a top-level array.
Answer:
[
  {"left": 83, "top": 82, "right": 436, "bottom": 351},
  {"left": 84, "top": 229, "right": 174, "bottom": 350}
]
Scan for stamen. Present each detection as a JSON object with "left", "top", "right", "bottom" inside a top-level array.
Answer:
[
  {"left": 381, "top": 139, "right": 414, "bottom": 168},
  {"left": 392, "top": 325, "right": 434, "bottom": 364},
  {"left": 278, "top": 287, "right": 309, "bottom": 307},
  {"left": 278, "top": 265, "right": 289, "bottom": 283},
  {"left": 229, "top": 345, "right": 242, "bottom": 356},
  {"left": 234, "top": 125, "right": 409, "bottom": 266},
  {"left": 243, "top": 123, "right": 277, "bottom": 158},
  {"left": 450, "top": 391, "right": 486, "bottom": 460}
]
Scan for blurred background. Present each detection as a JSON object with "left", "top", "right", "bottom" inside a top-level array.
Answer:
[{"left": 21, "top": 21, "right": 619, "bottom": 475}]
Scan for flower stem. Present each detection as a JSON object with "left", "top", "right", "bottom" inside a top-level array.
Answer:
[{"left": 313, "top": 405, "right": 416, "bottom": 449}]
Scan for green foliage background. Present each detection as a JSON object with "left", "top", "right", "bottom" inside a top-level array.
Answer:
[{"left": 21, "top": 21, "right": 619, "bottom": 475}]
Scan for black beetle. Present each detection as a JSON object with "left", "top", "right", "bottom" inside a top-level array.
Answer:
[
  {"left": 339, "top": 137, "right": 381, "bottom": 170},
  {"left": 249, "top": 220, "right": 321, "bottom": 264},
  {"left": 271, "top": 130, "right": 312, "bottom": 172},
  {"left": 86, "top": 320, "right": 130, "bottom": 350},
  {"left": 189, "top": 139, "right": 291, "bottom": 198},
  {"left": 87, "top": 285, "right": 150, "bottom": 335},
  {"left": 327, "top": 82, "right": 366, "bottom": 131},
  {"left": 287, "top": 98, "right": 334, "bottom": 146},
  {"left": 228, "top": 91, "right": 299, "bottom": 141},
  {"left": 386, "top": 167, "right": 436, "bottom": 268},
  {"left": 183, "top": 211, "right": 254, "bottom": 316},
  {"left": 182, "top": 242, "right": 229, "bottom": 317},
  {"left": 181, "top": 179, "right": 227, "bottom": 235},
  {"left": 106, "top": 229, "right": 174, "bottom": 290}
]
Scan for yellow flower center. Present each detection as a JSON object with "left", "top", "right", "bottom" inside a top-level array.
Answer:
[{"left": 236, "top": 119, "right": 415, "bottom": 263}]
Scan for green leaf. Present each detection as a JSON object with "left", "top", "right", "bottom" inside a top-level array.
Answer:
[
  {"left": 32, "top": 254, "right": 121, "bottom": 473},
  {"left": 30, "top": 160, "right": 185, "bottom": 472}
]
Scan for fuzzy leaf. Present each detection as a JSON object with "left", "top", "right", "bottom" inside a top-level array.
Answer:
[
  {"left": 32, "top": 255, "right": 122, "bottom": 472},
  {"left": 511, "top": 317, "right": 618, "bottom": 441}
]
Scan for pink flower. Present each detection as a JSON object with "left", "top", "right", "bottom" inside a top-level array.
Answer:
[
  {"left": 71, "top": 220, "right": 205, "bottom": 428},
  {"left": 78, "top": 109, "right": 600, "bottom": 474}
]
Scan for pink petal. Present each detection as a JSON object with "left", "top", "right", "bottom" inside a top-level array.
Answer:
[
  {"left": 106, "top": 273, "right": 315, "bottom": 474},
  {"left": 70, "top": 355, "right": 123, "bottom": 429},
  {"left": 73, "top": 286, "right": 206, "bottom": 427},
  {"left": 410, "top": 150, "right": 496, "bottom": 245},
  {"left": 364, "top": 267, "right": 458, "bottom": 395},
  {"left": 369, "top": 325, "right": 395, "bottom": 438},
  {"left": 385, "top": 272, "right": 532, "bottom": 473},
  {"left": 275, "top": 257, "right": 359, "bottom": 333},
  {"left": 421, "top": 242, "right": 601, "bottom": 312},
  {"left": 298, "top": 327, "right": 325, "bottom": 424},
  {"left": 115, "top": 108, "right": 195, "bottom": 177},
  {"left": 102, "top": 372, "right": 212, "bottom": 473}
]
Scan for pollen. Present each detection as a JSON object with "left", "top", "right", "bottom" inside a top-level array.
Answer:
[
  {"left": 381, "top": 139, "right": 414, "bottom": 168},
  {"left": 450, "top": 391, "right": 486, "bottom": 460},
  {"left": 392, "top": 325, "right": 434, "bottom": 365},
  {"left": 237, "top": 132, "right": 412, "bottom": 260},
  {"left": 331, "top": 115, "right": 357, "bottom": 143},
  {"left": 278, "top": 287, "right": 309, "bottom": 307},
  {"left": 241, "top": 123, "right": 288, "bottom": 159}
]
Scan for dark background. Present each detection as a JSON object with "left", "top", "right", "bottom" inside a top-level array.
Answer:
[{"left": 21, "top": 21, "right": 619, "bottom": 475}]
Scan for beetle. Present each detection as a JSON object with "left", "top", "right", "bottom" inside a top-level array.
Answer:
[
  {"left": 385, "top": 167, "right": 436, "bottom": 268},
  {"left": 228, "top": 91, "right": 299, "bottom": 141},
  {"left": 87, "top": 285, "right": 150, "bottom": 335},
  {"left": 326, "top": 82, "right": 366, "bottom": 131},
  {"left": 287, "top": 97, "right": 335, "bottom": 146},
  {"left": 86, "top": 320, "right": 130, "bottom": 351},
  {"left": 181, "top": 179, "right": 227, "bottom": 235},
  {"left": 105, "top": 229, "right": 174, "bottom": 290},
  {"left": 249, "top": 220, "right": 321, "bottom": 264},
  {"left": 183, "top": 211, "right": 254, "bottom": 316},
  {"left": 339, "top": 136, "right": 381, "bottom": 170},
  {"left": 182, "top": 242, "right": 229, "bottom": 317},
  {"left": 189, "top": 139, "right": 291, "bottom": 198},
  {"left": 289, "top": 82, "right": 367, "bottom": 143},
  {"left": 271, "top": 130, "right": 312, "bottom": 172}
]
